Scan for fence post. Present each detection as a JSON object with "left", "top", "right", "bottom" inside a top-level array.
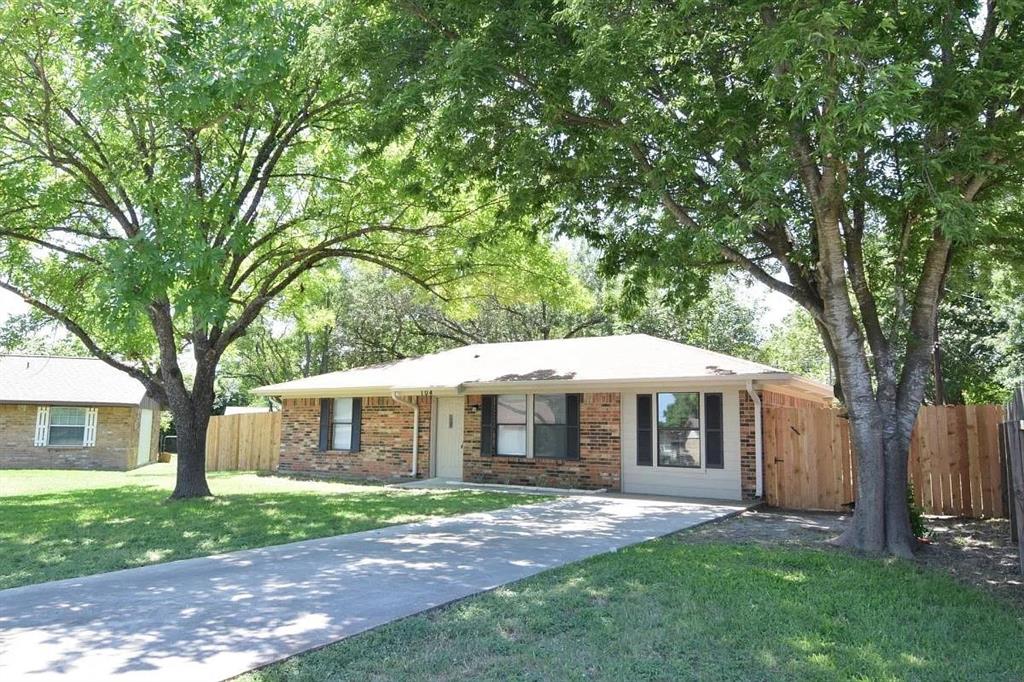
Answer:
[{"left": 999, "top": 386, "right": 1023, "bottom": 573}]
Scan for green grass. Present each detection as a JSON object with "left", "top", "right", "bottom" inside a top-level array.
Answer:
[
  {"left": 245, "top": 539, "right": 1024, "bottom": 682},
  {"left": 0, "top": 464, "right": 548, "bottom": 589}
]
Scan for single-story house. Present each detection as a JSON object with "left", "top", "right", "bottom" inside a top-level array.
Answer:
[
  {"left": 0, "top": 355, "right": 161, "bottom": 470},
  {"left": 253, "top": 334, "right": 832, "bottom": 500}
]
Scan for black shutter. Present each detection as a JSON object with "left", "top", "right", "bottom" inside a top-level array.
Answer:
[
  {"left": 705, "top": 393, "right": 724, "bottom": 469},
  {"left": 350, "top": 398, "right": 362, "bottom": 452},
  {"left": 318, "top": 398, "right": 331, "bottom": 451},
  {"left": 565, "top": 393, "right": 581, "bottom": 460},
  {"left": 636, "top": 394, "right": 653, "bottom": 466},
  {"left": 480, "top": 395, "right": 497, "bottom": 456}
]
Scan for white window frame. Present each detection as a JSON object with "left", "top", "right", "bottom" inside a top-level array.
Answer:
[
  {"left": 331, "top": 398, "right": 354, "bottom": 451},
  {"left": 496, "top": 394, "right": 529, "bottom": 457},
  {"left": 648, "top": 391, "right": 708, "bottom": 473},
  {"left": 36, "top": 406, "right": 97, "bottom": 448}
]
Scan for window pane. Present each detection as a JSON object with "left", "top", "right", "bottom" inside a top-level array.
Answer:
[
  {"left": 333, "top": 398, "right": 353, "bottom": 423},
  {"left": 497, "top": 395, "right": 527, "bottom": 424},
  {"left": 658, "top": 429, "right": 701, "bottom": 468},
  {"left": 534, "top": 424, "right": 566, "bottom": 458},
  {"left": 49, "top": 426, "right": 85, "bottom": 446},
  {"left": 332, "top": 423, "right": 352, "bottom": 450},
  {"left": 657, "top": 392, "right": 699, "bottom": 429},
  {"left": 497, "top": 424, "right": 526, "bottom": 456},
  {"left": 50, "top": 406, "right": 87, "bottom": 426},
  {"left": 533, "top": 394, "right": 566, "bottom": 425}
]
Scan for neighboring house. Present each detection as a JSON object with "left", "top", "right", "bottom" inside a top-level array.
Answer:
[
  {"left": 0, "top": 355, "right": 161, "bottom": 470},
  {"left": 254, "top": 334, "right": 831, "bottom": 500}
]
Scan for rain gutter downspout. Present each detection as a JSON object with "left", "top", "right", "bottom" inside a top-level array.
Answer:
[
  {"left": 391, "top": 392, "right": 419, "bottom": 478},
  {"left": 745, "top": 381, "right": 764, "bottom": 498}
]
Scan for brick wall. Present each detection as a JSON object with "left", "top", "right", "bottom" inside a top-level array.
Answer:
[
  {"left": 739, "top": 391, "right": 757, "bottom": 499},
  {"left": 277, "top": 396, "right": 430, "bottom": 479},
  {"left": 462, "top": 392, "right": 622, "bottom": 490},
  {"left": 0, "top": 403, "right": 140, "bottom": 470}
]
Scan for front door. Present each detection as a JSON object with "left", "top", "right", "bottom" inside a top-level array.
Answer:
[
  {"left": 136, "top": 408, "right": 154, "bottom": 467},
  {"left": 435, "top": 397, "right": 464, "bottom": 479}
]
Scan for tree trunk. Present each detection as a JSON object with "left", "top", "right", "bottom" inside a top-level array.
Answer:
[
  {"left": 932, "top": 315, "right": 946, "bottom": 404},
  {"left": 171, "top": 409, "right": 213, "bottom": 499},
  {"left": 164, "top": 361, "right": 217, "bottom": 499},
  {"left": 835, "top": 395, "right": 887, "bottom": 552}
]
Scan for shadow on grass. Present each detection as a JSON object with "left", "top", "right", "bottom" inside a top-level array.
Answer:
[
  {"left": 0, "top": 485, "right": 529, "bottom": 589},
  {"left": 247, "top": 542, "right": 1024, "bottom": 682}
]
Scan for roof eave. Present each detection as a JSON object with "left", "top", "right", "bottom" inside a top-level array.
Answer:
[{"left": 253, "top": 372, "right": 809, "bottom": 399}]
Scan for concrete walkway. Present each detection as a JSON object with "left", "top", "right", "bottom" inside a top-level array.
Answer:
[{"left": 0, "top": 495, "right": 747, "bottom": 682}]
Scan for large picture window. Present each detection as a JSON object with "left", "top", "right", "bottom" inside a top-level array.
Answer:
[
  {"left": 332, "top": 398, "right": 353, "bottom": 450},
  {"left": 496, "top": 394, "right": 527, "bottom": 456},
  {"left": 49, "top": 406, "right": 88, "bottom": 446},
  {"left": 533, "top": 394, "right": 567, "bottom": 458},
  {"left": 657, "top": 392, "right": 700, "bottom": 468}
]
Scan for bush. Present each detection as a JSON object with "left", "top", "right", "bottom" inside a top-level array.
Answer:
[{"left": 908, "top": 484, "right": 927, "bottom": 538}]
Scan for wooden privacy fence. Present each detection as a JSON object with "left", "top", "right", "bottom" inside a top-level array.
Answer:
[
  {"left": 205, "top": 411, "right": 282, "bottom": 471},
  {"left": 765, "top": 404, "right": 1006, "bottom": 518}
]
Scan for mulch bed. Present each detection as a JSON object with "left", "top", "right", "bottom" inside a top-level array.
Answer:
[{"left": 677, "top": 507, "right": 1023, "bottom": 610}]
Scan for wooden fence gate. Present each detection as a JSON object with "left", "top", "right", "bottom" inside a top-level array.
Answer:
[
  {"left": 205, "top": 411, "right": 282, "bottom": 471},
  {"left": 765, "top": 404, "right": 1006, "bottom": 518}
]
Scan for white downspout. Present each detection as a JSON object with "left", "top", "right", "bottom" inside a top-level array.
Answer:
[
  {"left": 391, "top": 393, "right": 419, "bottom": 478},
  {"left": 746, "top": 381, "right": 764, "bottom": 498}
]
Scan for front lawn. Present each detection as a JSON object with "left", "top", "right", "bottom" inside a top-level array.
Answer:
[
  {"left": 245, "top": 539, "right": 1024, "bottom": 682},
  {"left": 0, "top": 464, "right": 547, "bottom": 589}
]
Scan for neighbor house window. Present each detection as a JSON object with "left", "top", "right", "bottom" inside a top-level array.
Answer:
[
  {"left": 533, "top": 394, "right": 568, "bottom": 458},
  {"left": 48, "top": 406, "right": 88, "bottom": 446},
  {"left": 657, "top": 392, "right": 700, "bottom": 468},
  {"left": 332, "top": 398, "right": 353, "bottom": 450},
  {"left": 496, "top": 394, "right": 527, "bottom": 456}
]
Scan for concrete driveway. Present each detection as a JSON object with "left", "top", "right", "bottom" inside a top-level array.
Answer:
[{"left": 0, "top": 495, "right": 746, "bottom": 681}]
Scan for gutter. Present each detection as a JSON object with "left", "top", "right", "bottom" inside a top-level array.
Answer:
[
  {"left": 390, "top": 392, "right": 419, "bottom": 478},
  {"left": 745, "top": 381, "right": 764, "bottom": 499}
]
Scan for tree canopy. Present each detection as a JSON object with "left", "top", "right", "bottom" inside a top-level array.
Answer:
[{"left": 356, "top": 0, "right": 1024, "bottom": 554}]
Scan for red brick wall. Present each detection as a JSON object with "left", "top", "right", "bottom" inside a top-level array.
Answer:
[
  {"left": 278, "top": 396, "right": 431, "bottom": 479},
  {"left": 462, "top": 392, "right": 622, "bottom": 490},
  {"left": 739, "top": 391, "right": 757, "bottom": 499},
  {"left": 0, "top": 403, "right": 142, "bottom": 470}
]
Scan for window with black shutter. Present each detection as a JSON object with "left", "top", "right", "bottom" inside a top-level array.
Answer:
[
  {"left": 636, "top": 394, "right": 653, "bottom": 466},
  {"left": 480, "top": 395, "right": 497, "bottom": 456},
  {"left": 534, "top": 394, "right": 581, "bottom": 459},
  {"left": 704, "top": 393, "right": 724, "bottom": 469}
]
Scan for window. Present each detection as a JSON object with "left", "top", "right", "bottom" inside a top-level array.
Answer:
[
  {"left": 657, "top": 392, "right": 700, "bottom": 468},
  {"left": 49, "top": 406, "right": 88, "bottom": 446},
  {"left": 533, "top": 394, "right": 567, "bottom": 458},
  {"left": 496, "top": 394, "right": 527, "bottom": 456},
  {"left": 332, "top": 398, "right": 353, "bottom": 450}
]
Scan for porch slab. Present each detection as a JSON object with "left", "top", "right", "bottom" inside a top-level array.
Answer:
[{"left": 0, "top": 496, "right": 746, "bottom": 681}]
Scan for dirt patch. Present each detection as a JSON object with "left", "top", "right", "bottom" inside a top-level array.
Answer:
[{"left": 677, "top": 507, "right": 1023, "bottom": 610}]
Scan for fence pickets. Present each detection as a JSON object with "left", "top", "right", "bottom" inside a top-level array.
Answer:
[
  {"left": 765, "top": 404, "right": 1006, "bottom": 518},
  {"left": 205, "top": 411, "right": 281, "bottom": 472}
]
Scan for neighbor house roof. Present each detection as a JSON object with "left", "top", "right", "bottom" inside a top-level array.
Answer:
[
  {"left": 0, "top": 354, "right": 149, "bottom": 406},
  {"left": 253, "top": 334, "right": 833, "bottom": 400}
]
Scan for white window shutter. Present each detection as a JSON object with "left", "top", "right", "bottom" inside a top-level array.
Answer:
[
  {"left": 83, "top": 408, "right": 98, "bottom": 447},
  {"left": 34, "top": 406, "right": 50, "bottom": 446}
]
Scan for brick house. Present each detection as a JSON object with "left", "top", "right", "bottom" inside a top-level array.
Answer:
[
  {"left": 254, "top": 334, "right": 831, "bottom": 500},
  {"left": 0, "top": 355, "right": 161, "bottom": 470}
]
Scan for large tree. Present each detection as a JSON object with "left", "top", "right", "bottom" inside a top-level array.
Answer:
[
  {"left": 368, "top": 0, "right": 1024, "bottom": 554},
  {"left": 0, "top": 0, "right": 503, "bottom": 497}
]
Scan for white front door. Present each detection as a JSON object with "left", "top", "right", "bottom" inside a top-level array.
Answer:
[
  {"left": 136, "top": 408, "right": 154, "bottom": 467},
  {"left": 435, "top": 397, "right": 464, "bottom": 479}
]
